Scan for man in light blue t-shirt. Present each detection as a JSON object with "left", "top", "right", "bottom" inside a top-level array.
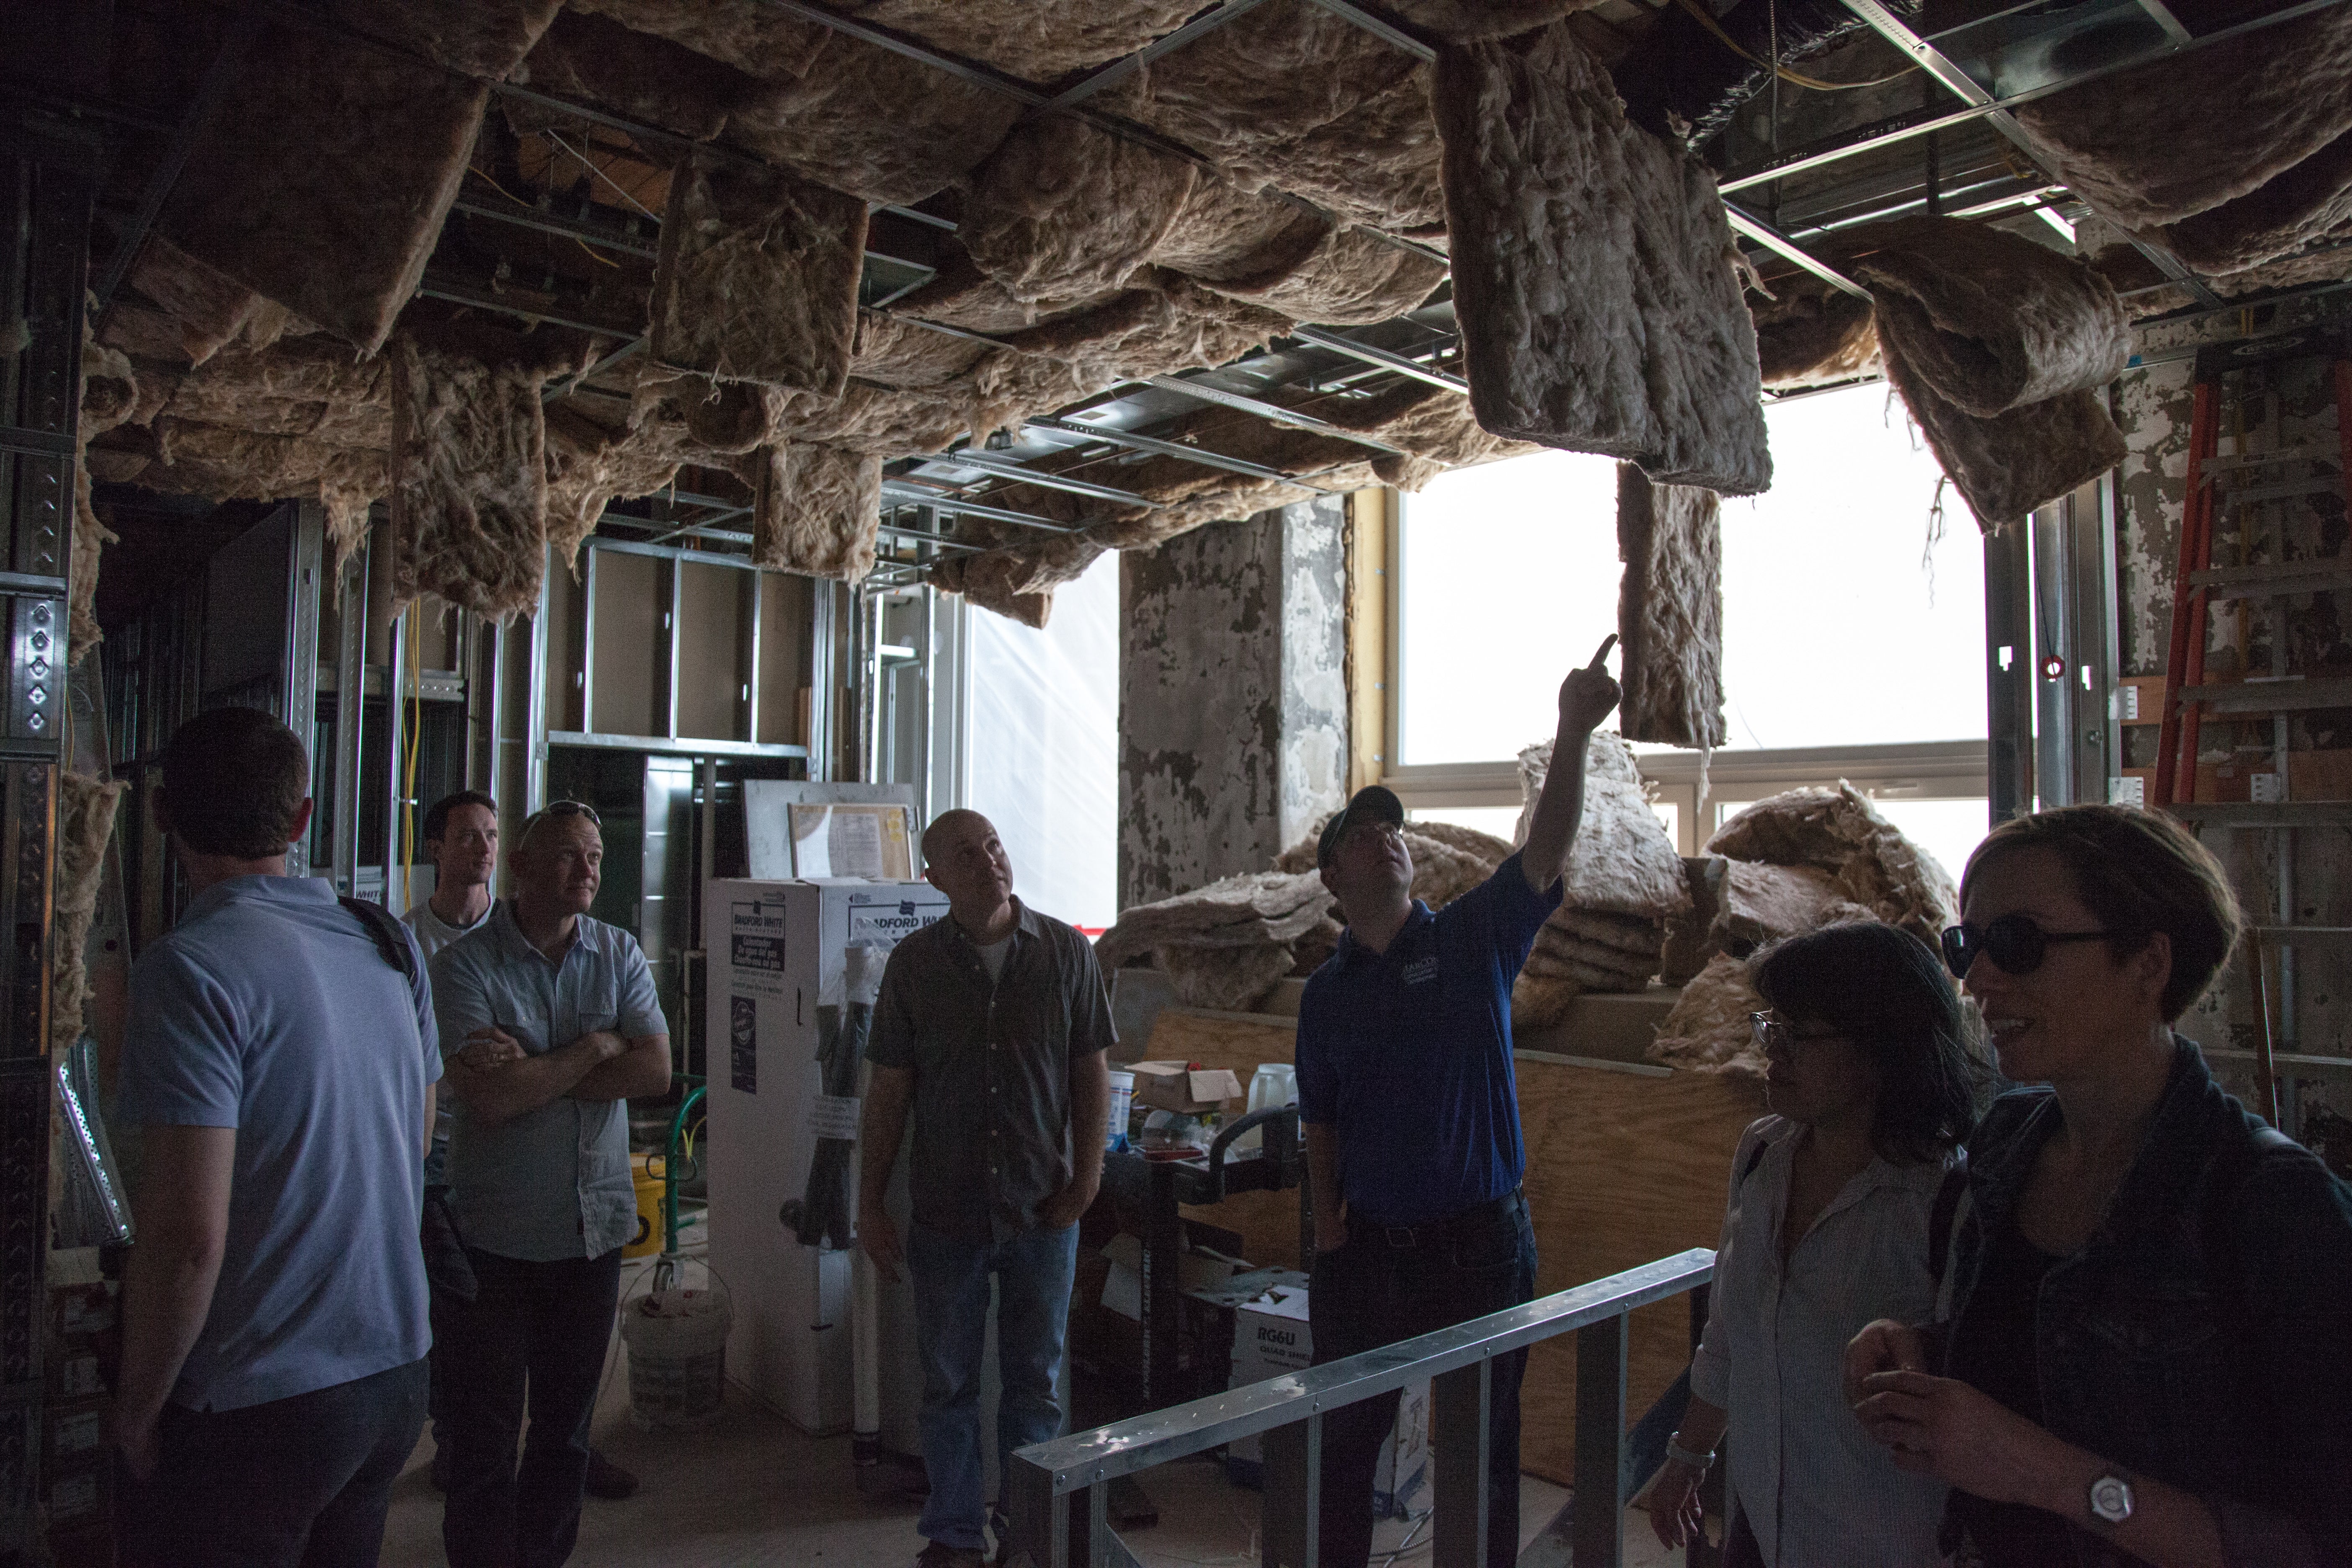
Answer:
[
  {"left": 114, "top": 707, "right": 438, "bottom": 1568},
  {"left": 431, "top": 800, "right": 669, "bottom": 1568}
]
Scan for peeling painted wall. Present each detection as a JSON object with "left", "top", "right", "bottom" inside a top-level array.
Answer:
[
  {"left": 1119, "top": 495, "right": 1347, "bottom": 910},
  {"left": 2109, "top": 292, "right": 2352, "bottom": 1083}
]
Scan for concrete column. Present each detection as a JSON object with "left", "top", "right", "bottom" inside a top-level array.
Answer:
[{"left": 1119, "top": 495, "right": 1348, "bottom": 910}]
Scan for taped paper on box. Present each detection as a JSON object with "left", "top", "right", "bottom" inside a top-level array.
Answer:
[{"left": 808, "top": 1093, "right": 861, "bottom": 1140}]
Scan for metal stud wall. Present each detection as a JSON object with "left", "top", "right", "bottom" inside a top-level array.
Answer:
[{"left": 0, "top": 119, "right": 92, "bottom": 1560}]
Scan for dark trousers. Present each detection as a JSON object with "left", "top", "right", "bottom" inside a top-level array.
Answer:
[
  {"left": 119, "top": 1356, "right": 428, "bottom": 1568},
  {"left": 1309, "top": 1193, "right": 1537, "bottom": 1568},
  {"left": 439, "top": 1246, "right": 623, "bottom": 1568}
]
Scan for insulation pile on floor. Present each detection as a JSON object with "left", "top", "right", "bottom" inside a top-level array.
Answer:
[
  {"left": 1432, "top": 18, "right": 1771, "bottom": 497},
  {"left": 1854, "top": 217, "right": 2132, "bottom": 528},
  {"left": 1649, "top": 784, "right": 1958, "bottom": 1082},
  {"left": 1508, "top": 735, "right": 1691, "bottom": 1029},
  {"left": 1095, "top": 872, "right": 1333, "bottom": 1013}
]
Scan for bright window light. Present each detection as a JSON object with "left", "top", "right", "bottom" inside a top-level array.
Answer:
[
  {"left": 1398, "top": 382, "right": 1985, "bottom": 763},
  {"left": 965, "top": 552, "right": 1119, "bottom": 933}
]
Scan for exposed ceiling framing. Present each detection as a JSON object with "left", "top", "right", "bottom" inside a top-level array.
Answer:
[{"left": 47, "top": 0, "right": 2352, "bottom": 590}]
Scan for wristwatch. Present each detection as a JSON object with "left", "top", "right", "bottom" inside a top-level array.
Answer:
[{"left": 2087, "top": 1473, "right": 2135, "bottom": 1526}]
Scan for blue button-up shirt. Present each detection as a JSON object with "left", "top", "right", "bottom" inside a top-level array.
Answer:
[
  {"left": 1295, "top": 852, "right": 1560, "bottom": 1227},
  {"left": 430, "top": 902, "right": 667, "bottom": 1261}
]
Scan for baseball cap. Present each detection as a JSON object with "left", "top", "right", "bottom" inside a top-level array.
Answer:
[{"left": 1315, "top": 785, "right": 1405, "bottom": 869}]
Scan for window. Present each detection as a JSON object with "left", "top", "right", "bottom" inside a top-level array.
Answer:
[
  {"left": 1389, "top": 382, "right": 1990, "bottom": 871},
  {"left": 963, "top": 551, "right": 1120, "bottom": 932}
]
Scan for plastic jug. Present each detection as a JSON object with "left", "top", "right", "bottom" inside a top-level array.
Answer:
[
  {"left": 1106, "top": 1069, "right": 1135, "bottom": 1152},
  {"left": 1231, "top": 1063, "right": 1298, "bottom": 1155}
]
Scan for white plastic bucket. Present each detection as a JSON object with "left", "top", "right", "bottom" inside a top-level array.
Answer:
[
  {"left": 1107, "top": 1070, "right": 1135, "bottom": 1151},
  {"left": 619, "top": 1284, "right": 732, "bottom": 1429}
]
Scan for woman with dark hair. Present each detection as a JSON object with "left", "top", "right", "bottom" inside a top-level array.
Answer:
[
  {"left": 1849, "top": 803, "right": 2352, "bottom": 1567},
  {"left": 1647, "top": 920, "right": 1981, "bottom": 1566}
]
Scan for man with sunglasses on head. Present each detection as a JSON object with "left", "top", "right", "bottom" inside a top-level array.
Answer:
[
  {"left": 1296, "top": 636, "right": 1620, "bottom": 1568},
  {"left": 429, "top": 799, "right": 671, "bottom": 1568},
  {"left": 405, "top": 791, "right": 640, "bottom": 1504}
]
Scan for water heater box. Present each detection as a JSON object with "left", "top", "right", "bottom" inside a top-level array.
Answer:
[{"left": 705, "top": 877, "right": 948, "bottom": 1434}]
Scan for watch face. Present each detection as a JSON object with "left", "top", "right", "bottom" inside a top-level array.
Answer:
[{"left": 2089, "top": 1474, "right": 2135, "bottom": 1524}]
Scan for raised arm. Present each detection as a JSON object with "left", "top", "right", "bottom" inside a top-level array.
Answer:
[{"left": 1521, "top": 635, "right": 1622, "bottom": 892}]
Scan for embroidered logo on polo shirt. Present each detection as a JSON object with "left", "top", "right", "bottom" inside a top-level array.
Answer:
[{"left": 1400, "top": 956, "right": 1438, "bottom": 985}]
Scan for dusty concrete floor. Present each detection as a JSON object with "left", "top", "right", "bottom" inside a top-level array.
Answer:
[{"left": 379, "top": 1255, "right": 1676, "bottom": 1568}]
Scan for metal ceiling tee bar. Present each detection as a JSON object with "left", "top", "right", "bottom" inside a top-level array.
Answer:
[
  {"left": 755, "top": 0, "right": 1050, "bottom": 106},
  {"left": 1143, "top": 374, "right": 1410, "bottom": 453},
  {"left": 1831, "top": 0, "right": 2220, "bottom": 309},
  {"left": 1024, "top": 416, "right": 1347, "bottom": 493},
  {"left": 1724, "top": 207, "right": 1870, "bottom": 298},
  {"left": 878, "top": 484, "right": 1082, "bottom": 533},
  {"left": 1298, "top": 0, "right": 1438, "bottom": 62},
  {"left": 911, "top": 451, "right": 1165, "bottom": 508},
  {"left": 544, "top": 336, "right": 647, "bottom": 404},
  {"left": 1037, "top": 0, "right": 1278, "bottom": 113},
  {"left": 1287, "top": 326, "right": 1468, "bottom": 392},
  {"left": 92, "top": 10, "right": 258, "bottom": 317}
]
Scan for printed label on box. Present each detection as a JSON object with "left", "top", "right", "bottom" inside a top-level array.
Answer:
[
  {"left": 730, "top": 995, "right": 758, "bottom": 1095},
  {"left": 845, "top": 899, "right": 941, "bottom": 947},
  {"left": 730, "top": 903, "right": 789, "bottom": 1001}
]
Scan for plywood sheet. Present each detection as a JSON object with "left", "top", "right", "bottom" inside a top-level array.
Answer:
[{"left": 1514, "top": 1056, "right": 1762, "bottom": 1485}]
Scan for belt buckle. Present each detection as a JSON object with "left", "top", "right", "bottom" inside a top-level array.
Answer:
[{"left": 1384, "top": 1225, "right": 1417, "bottom": 1249}]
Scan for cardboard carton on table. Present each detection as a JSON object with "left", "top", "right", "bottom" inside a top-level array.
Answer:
[{"left": 1131, "top": 1060, "right": 1244, "bottom": 1115}]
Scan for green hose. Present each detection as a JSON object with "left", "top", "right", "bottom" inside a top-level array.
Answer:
[{"left": 663, "top": 1083, "right": 707, "bottom": 1258}]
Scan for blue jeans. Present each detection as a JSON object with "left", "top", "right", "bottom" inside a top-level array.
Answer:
[{"left": 907, "top": 1221, "right": 1082, "bottom": 1550}]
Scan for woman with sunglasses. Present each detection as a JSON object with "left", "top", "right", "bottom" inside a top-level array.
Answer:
[
  {"left": 1848, "top": 804, "right": 2352, "bottom": 1568},
  {"left": 1647, "top": 921, "right": 1980, "bottom": 1567}
]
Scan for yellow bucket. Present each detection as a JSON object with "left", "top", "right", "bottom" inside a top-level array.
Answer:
[{"left": 627, "top": 1154, "right": 667, "bottom": 1259}]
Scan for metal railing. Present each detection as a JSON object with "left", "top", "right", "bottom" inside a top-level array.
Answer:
[{"left": 1008, "top": 1248, "right": 1716, "bottom": 1568}]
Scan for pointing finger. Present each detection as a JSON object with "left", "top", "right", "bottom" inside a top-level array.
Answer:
[{"left": 1589, "top": 633, "right": 1619, "bottom": 671}]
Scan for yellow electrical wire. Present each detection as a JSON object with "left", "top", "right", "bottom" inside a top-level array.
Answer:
[
  {"left": 1669, "top": 0, "right": 1918, "bottom": 93},
  {"left": 402, "top": 607, "right": 424, "bottom": 890}
]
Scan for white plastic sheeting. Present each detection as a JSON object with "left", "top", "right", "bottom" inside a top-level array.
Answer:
[{"left": 965, "top": 552, "right": 1120, "bottom": 933}]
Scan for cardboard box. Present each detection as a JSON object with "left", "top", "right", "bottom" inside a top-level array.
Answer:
[
  {"left": 1221, "top": 1278, "right": 1428, "bottom": 1517},
  {"left": 1132, "top": 1060, "right": 1244, "bottom": 1114},
  {"left": 1098, "top": 1234, "right": 1241, "bottom": 1322}
]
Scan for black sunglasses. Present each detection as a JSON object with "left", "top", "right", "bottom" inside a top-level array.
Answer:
[
  {"left": 1940, "top": 914, "right": 2120, "bottom": 978},
  {"left": 521, "top": 799, "right": 601, "bottom": 835}
]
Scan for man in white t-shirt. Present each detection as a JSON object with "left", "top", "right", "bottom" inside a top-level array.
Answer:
[{"left": 407, "top": 791, "right": 638, "bottom": 1504}]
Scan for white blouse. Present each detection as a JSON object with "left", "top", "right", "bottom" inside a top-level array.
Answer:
[{"left": 1687, "top": 1115, "right": 1958, "bottom": 1568}]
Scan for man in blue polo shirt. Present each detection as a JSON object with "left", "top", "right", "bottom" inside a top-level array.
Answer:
[
  {"left": 1297, "top": 636, "right": 1620, "bottom": 1568},
  {"left": 113, "top": 706, "right": 438, "bottom": 1567}
]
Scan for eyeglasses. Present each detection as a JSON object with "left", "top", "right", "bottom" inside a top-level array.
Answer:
[
  {"left": 1939, "top": 914, "right": 2119, "bottom": 978},
  {"left": 1749, "top": 1013, "right": 1843, "bottom": 1056},
  {"left": 521, "top": 799, "right": 601, "bottom": 836}
]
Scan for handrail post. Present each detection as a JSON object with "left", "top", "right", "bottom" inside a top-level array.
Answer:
[
  {"left": 1572, "top": 1311, "right": 1629, "bottom": 1568},
  {"left": 1262, "top": 1411, "right": 1323, "bottom": 1567},
  {"left": 1008, "top": 1449, "right": 1061, "bottom": 1568},
  {"left": 1430, "top": 1358, "right": 1492, "bottom": 1568}
]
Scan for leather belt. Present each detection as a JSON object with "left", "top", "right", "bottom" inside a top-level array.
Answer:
[{"left": 1376, "top": 1189, "right": 1524, "bottom": 1250}]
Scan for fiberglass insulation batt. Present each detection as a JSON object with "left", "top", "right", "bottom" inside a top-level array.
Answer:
[
  {"left": 751, "top": 443, "right": 882, "bottom": 581},
  {"left": 389, "top": 335, "right": 551, "bottom": 620},
  {"left": 1856, "top": 217, "right": 2131, "bottom": 527},
  {"left": 1434, "top": 20, "right": 1772, "bottom": 496},
  {"left": 650, "top": 155, "right": 867, "bottom": 395},
  {"left": 1615, "top": 465, "right": 1727, "bottom": 751}
]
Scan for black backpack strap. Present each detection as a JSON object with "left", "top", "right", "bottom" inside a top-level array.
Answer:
[
  {"left": 341, "top": 895, "right": 418, "bottom": 985},
  {"left": 1738, "top": 1137, "right": 1769, "bottom": 1189},
  {"left": 1927, "top": 1162, "right": 1970, "bottom": 1287}
]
